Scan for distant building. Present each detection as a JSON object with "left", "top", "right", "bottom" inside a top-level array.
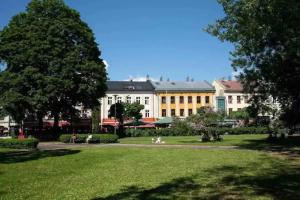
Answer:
[
  {"left": 151, "top": 80, "right": 215, "bottom": 118},
  {"left": 212, "top": 80, "right": 250, "bottom": 115},
  {"left": 100, "top": 80, "right": 156, "bottom": 127}
]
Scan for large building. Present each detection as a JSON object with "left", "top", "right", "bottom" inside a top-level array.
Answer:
[
  {"left": 100, "top": 80, "right": 156, "bottom": 127},
  {"left": 151, "top": 80, "right": 215, "bottom": 118},
  {"left": 212, "top": 80, "right": 250, "bottom": 114}
]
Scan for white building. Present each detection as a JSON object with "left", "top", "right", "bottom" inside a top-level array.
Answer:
[
  {"left": 212, "top": 80, "right": 250, "bottom": 115},
  {"left": 100, "top": 81, "right": 156, "bottom": 126}
]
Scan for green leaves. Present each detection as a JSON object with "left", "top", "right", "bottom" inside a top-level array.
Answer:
[
  {"left": 207, "top": 0, "right": 300, "bottom": 125},
  {"left": 0, "top": 0, "right": 107, "bottom": 124}
]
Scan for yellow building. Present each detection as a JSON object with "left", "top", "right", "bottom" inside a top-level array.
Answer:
[{"left": 151, "top": 81, "right": 215, "bottom": 118}]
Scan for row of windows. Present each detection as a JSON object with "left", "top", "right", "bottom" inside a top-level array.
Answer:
[
  {"left": 161, "top": 109, "right": 193, "bottom": 117},
  {"left": 108, "top": 96, "right": 150, "bottom": 105},
  {"left": 228, "top": 95, "right": 248, "bottom": 104},
  {"left": 161, "top": 96, "right": 210, "bottom": 104},
  {"left": 109, "top": 109, "right": 150, "bottom": 117}
]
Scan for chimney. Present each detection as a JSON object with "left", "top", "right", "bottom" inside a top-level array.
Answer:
[
  {"left": 160, "top": 76, "right": 163, "bottom": 82},
  {"left": 191, "top": 78, "right": 194, "bottom": 82},
  {"left": 167, "top": 78, "right": 170, "bottom": 82},
  {"left": 146, "top": 74, "right": 150, "bottom": 81},
  {"left": 186, "top": 76, "right": 190, "bottom": 82}
]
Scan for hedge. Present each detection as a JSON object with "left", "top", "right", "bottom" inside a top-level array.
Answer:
[
  {"left": 124, "top": 127, "right": 268, "bottom": 137},
  {"left": 0, "top": 138, "right": 39, "bottom": 149},
  {"left": 59, "top": 134, "right": 118, "bottom": 144}
]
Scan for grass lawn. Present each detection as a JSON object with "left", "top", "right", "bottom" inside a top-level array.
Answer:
[
  {"left": 119, "top": 134, "right": 268, "bottom": 146},
  {"left": 1, "top": 143, "right": 300, "bottom": 199}
]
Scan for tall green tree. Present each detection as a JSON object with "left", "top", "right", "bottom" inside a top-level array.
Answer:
[
  {"left": 207, "top": 0, "right": 300, "bottom": 126},
  {"left": 0, "top": 0, "right": 107, "bottom": 130},
  {"left": 124, "top": 102, "right": 144, "bottom": 124}
]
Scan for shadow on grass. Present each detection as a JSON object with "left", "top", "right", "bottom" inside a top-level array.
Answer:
[
  {"left": 93, "top": 157, "right": 300, "bottom": 200},
  {"left": 92, "top": 176, "right": 200, "bottom": 200},
  {"left": 237, "top": 135, "right": 300, "bottom": 158},
  {"left": 203, "top": 160, "right": 300, "bottom": 200},
  {"left": 0, "top": 149, "right": 80, "bottom": 164}
]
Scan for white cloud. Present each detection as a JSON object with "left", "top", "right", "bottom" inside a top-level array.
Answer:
[
  {"left": 103, "top": 60, "right": 109, "bottom": 69},
  {"left": 124, "top": 75, "right": 158, "bottom": 82}
]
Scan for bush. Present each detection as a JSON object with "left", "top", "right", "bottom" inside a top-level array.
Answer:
[
  {"left": 59, "top": 134, "right": 118, "bottom": 143},
  {"left": 0, "top": 138, "right": 39, "bottom": 149},
  {"left": 124, "top": 126, "right": 268, "bottom": 137}
]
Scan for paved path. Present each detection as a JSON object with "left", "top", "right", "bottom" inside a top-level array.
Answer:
[{"left": 38, "top": 142, "right": 238, "bottom": 151}]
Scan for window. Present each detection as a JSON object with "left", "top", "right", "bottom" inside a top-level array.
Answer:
[
  {"left": 237, "top": 96, "right": 241, "bottom": 104},
  {"left": 244, "top": 95, "right": 249, "bottom": 103},
  {"left": 238, "top": 108, "right": 241, "bottom": 111},
  {"left": 117, "top": 97, "right": 122, "bottom": 103},
  {"left": 229, "top": 108, "right": 233, "bottom": 114},
  {"left": 145, "top": 97, "right": 149, "bottom": 105},
  {"left": 197, "top": 96, "right": 201, "bottom": 104},
  {"left": 0, "top": 116, "right": 5, "bottom": 120},
  {"left": 171, "top": 109, "right": 176, "bottom": 116},
  {"left": 188, "top": 109, "right": 193, "bottom": 116},
  {"left": 180, "top": 109, "right": 184, "bottom": 117},
  {"left": 205, "top": 96, "right": 210, "bottom": 104},
  {"left": 108, "top": 97, "right": 112, "bottom": 105},
  {"left": 136, "top": 97, "right": 141, "bottom": 104},
  {"left": 126, "top": 96, "right": 131, "bottom": 103},
  {"left": 162, "top": 109, "right": 166, "bottom": 117},
  {"left": 170, "top": 96, "right": 175, "bottom": 104},
  {"left": 145, "top": 110, "right": 150, "bottom": 117},
  {"left": 179, "top": 96, "right": 184, "bottom": 104},
  {"left": 188, "top": 96, "right": 192, "bottom": 103},
  {"left": 161, "top": 96, "right": 166, "bottom": 104},
  {"left": 228, "top": 96, "right": 232, "bottom": 104}
]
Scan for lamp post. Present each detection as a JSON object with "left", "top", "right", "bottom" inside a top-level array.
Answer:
[{"left": 113, "top": 94, "right": 118, "bottom": 134}]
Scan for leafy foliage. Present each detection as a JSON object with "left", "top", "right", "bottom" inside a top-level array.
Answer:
[
  {"left": 108, "top": 103, "right": 125, "bottom": 125},
  {"left": 206, "top": 0, "right": 300, "bottom": 126},
  {"left": 0, "top": 0, "right": 107, "bottom": 126},
  {"left": 0, "top": 138, "right": 39, "bottom": 149},
  {"left": 124, "top": 102, "right": 144, "bottom": 123}
]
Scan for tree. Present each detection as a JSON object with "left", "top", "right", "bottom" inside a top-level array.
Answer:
[
  {"left": 108, "top": 103, "right": 125, "bottom": 126},
  {"left": 229, "top": 108, "right": 249, "bottom": 120},
  {"left": 0, "top": 0, "right": 107, "bottom": 131},
  {"left": 206, "top": 0, "right": 300, "bottom": 126},
  {"left": 124, "top": 102, "right": 144, "bottom": 124}
]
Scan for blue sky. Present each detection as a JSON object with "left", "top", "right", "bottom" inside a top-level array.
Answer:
[{"left": 0, "top": 0, "right": 234, "bottom": 82}]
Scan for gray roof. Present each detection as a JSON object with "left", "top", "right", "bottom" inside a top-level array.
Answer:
[
  {"left": 151, "top": 81, "right": 215, "bottom": 92},
  {"left": 107, "top": 81, "right": 154, "bottom": 91}
]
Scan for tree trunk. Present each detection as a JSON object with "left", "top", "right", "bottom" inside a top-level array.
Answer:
[
  {"left": 53, "top": 112, "right": 60, "bottom": 139},
  {"left": 37, "top": 113, "right": 43, "bottom": 134}
]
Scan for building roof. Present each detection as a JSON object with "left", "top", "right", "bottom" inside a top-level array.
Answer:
[
  {"left": 150, "top": 81, "right": 215, "bottom": 92},
  {"left": 218, "top": 80, "right": 244, "bottom": 92},
  {"left": 107, "top": 81, "right": 154, "bottom": 92}
]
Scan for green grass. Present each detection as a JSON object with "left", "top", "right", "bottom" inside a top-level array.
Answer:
[
  {"left": 0, "top": 145, "right": 299, "bottom": 199},
  {"left": 119, "top": 134, "right": 268, "bottom": 146}
]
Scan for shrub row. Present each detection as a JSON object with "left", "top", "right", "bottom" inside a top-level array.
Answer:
[
  {"left": 0, "top": 138, "right": 39, "bottom": 149},
  {"left": 124, "top": 127, "right": 268, "bottom": 137},
  {"left": 59, "top": 134, "right": 118, "bottom": 143}
]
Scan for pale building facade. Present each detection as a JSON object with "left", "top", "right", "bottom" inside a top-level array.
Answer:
[
  {"left": 212, "top": 80, "right": 250, "bottom": 115},
  {"left": 100, "top": 81, "right": 156, "bottom": 126}
]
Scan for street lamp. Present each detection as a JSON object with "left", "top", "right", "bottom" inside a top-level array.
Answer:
[{"left": 113, "top": 94, "right": 118, "bottom": 134}]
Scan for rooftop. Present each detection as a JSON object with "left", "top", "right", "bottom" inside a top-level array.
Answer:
[
  {"left": 219, "top": 80, "right": 244, "bottom": 92},
  {"left": 151, "top": 81, "right": 215, "bottom": 92},
  {"left": 107, "top": 81, "right": 154, "bottom": 91}
]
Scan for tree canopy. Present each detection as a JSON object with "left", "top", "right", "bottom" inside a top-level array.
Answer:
[
  {"left": 124, "top": 102, "right": 144, "bottom": 123},
  {"left": 0, "top": 0, "right": 107, "bottom": 128},
  {"left": 207, "top": 0, "right": 300, "bottom": 126}
]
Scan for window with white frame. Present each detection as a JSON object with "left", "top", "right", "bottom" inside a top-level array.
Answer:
[
  {"left": 136, "top": 97, "right": 141, "bottom": 104},
  {"left": 108, "top": 97, "right": 112, "bottom": 105},
  {"left": 145, "top": 110, "right": 150, "bottom": 117},
  {"left": 126, "top": 96, "right": 131, "bottom": 103},
  {"left": 117, "top": 96, "right": 122, "bottom": 103},
  {"left": 145, "top": 97, "right": 149, "bottom": 105}
]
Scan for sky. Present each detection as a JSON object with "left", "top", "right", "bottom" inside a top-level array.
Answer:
[{"left": 0, "top": 0, "right": 235, "bottom": 82}]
